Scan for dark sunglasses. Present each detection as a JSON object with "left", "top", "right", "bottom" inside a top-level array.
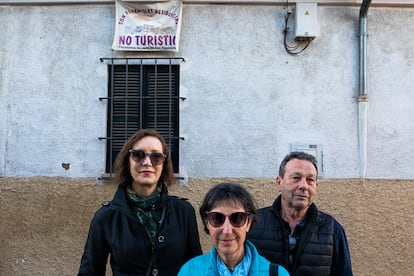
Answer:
[
  {"left": 205, "top": 211, "right": 250, "bottom": 228},
  {"left": 129, "top": 149, "right": 167, "bottom": 165}
]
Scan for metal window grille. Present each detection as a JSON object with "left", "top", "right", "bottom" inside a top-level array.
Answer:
[{"left": 99, "top": 58, "right": 182, "bottom": 175}]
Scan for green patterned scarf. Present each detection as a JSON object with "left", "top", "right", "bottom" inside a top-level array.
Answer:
[{"left": 126, "top": 185, "right": 162, "bottom": 252}]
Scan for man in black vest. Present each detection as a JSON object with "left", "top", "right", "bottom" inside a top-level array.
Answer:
[{"left": 248, "top": 151, "right": 353, "bottom": 276}]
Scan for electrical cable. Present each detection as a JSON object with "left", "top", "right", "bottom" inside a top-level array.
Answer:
[{"left": 283, "top": 3, "right": 312, "bottom": 55}]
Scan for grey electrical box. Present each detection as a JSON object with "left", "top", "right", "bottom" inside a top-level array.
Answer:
[
  {"left": 294, "top": 2, "right": 318, "bottom": 40},
  {"left": 290, "top": 143, "right": 324, "bottom": 178}
]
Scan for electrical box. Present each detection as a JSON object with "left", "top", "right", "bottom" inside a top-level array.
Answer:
[
  {"left": 294, "top": 2, "right": 318, "bottom": 41},
  {"left": 290, "top": 143, "right": 324, "bottom": 178}
]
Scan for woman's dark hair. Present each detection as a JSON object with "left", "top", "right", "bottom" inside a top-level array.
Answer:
[
  {"left": 199, "top": 182, "right": 258, "bottom": 234},
  {"left": 278, "top": 151, "right": 318, "bottom": 178},
  {"left": 114, "top": 129, "right": 176, "bottom": 188}
]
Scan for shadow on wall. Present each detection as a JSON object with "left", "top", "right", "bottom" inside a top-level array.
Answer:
[{"left": 0, "top": 177, "right": 413, "bottom": 275}]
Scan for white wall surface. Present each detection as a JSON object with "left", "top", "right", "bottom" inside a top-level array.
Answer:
[{"left": 0, "top": 3, "right": 413, "bottom": 179}]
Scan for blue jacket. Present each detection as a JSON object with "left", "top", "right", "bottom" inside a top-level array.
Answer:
[{"left": 178, "top": 240, "right": 290, "bottom": 276}]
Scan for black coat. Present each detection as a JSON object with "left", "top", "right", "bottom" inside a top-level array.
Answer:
[
  {"left": 78, "top": 185, "right": 202, "bottom": 276},
  {"left": 248, "top": 195, "right": 353, "bottom": 276}
]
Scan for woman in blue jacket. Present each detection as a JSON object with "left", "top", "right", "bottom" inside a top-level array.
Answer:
[
  {"left": 178, "top": 182, "right": 289, "bottom": 276},
  {"left": 78, "top": 129, "right": 202, "bottom": 275}
]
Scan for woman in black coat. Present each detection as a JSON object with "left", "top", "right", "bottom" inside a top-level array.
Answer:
[{"left": 78, "top": 129, "right": 202, "bottom": 276}]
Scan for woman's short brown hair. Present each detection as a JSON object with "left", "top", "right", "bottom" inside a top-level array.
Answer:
[{"left": 199, "top": 182, "right": 258, "bottom": 234}]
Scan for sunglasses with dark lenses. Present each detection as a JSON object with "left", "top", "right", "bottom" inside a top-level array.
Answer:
[
  {"left": 205, "top": 211, "right": 250, "bottom": 228},
  {"left": 129, "top": 149, "right": 167, "bottom": 165}
]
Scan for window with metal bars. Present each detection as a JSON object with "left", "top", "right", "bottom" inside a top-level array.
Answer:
[{"left": 100, "top": 58, "right": 181, "bottom": 175}]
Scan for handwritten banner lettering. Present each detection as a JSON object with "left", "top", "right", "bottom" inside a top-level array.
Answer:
[{"left": 112, "top": 0, "right": 183, "bottom": 52}]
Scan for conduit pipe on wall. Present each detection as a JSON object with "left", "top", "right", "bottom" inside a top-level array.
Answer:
[{"left": 358, "top": 0, "right": 371, "bottom": 178}]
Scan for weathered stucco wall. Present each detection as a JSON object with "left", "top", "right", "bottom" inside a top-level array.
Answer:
[
  {"left": 0, "top": 177, "right": 413, "bottom": 275},
  {"left": 1, "top": 5, "right": 414, "bottom": 179}
]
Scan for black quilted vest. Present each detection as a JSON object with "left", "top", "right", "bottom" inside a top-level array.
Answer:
[{"left": 248, "top": 196, "right": 334, "bottom": 276}]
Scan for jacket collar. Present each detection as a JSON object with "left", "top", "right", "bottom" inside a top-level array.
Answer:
[
  {"left": 271, "top": 195, "right": 320, "bottom": 226},
  {"left": 110, "top": 184, "right": 169, "bottom": 216}
]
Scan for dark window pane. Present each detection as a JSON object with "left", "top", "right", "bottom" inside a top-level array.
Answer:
[{"left": 105, "top": 62, "right": 180, "bottom": 174}]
